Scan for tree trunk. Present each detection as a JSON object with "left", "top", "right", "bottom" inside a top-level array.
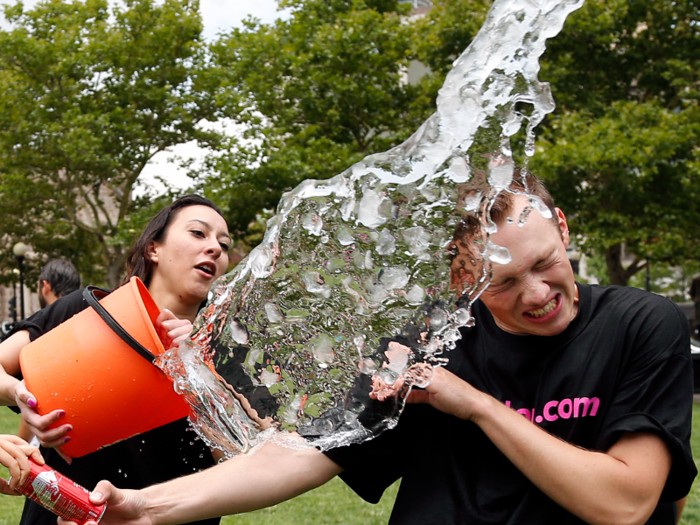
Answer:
[
  {"left": 105, "top": 246, "right": 126, "bottom": 290},
  {"left": 605, "top": 243, "right": 645, "bottom": 287},
  {"left": 106, "top": 261, "right": 123, "bottom": 291}
]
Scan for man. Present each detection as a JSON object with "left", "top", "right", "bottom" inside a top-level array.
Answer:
[
  {"left": 37, "top": 259, "right": 81, "bottom": 308},
  {"left": 16, "top": 259, "right": 80, "bottom": 443},
  {"left": 0, "top": 259, "right": 80, "bottom": 408},
  {"left": 690, "top": 273, "right": 700, "bottom": 334},
  {"left": 62, "top": 174, "right": 695, "bottom": 525}
]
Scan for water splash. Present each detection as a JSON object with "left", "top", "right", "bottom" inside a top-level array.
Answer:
[{"left": 158, "top": 0, "right": 584, "bottom": 457}]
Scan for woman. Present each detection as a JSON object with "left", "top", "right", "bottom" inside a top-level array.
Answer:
[{"left": 0, "top": 194, "right": 231, "bottom": 525}]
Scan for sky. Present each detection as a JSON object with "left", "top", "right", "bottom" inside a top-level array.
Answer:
[
  {"left": 0, "top": 0, "right": 287, "bottom": 194},
  {"left": 0, "top": 0, "right": 284, "bottom": 37}
]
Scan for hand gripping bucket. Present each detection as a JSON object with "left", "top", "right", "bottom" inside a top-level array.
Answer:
[{"left": 19, "top": 277, "right": 191, "bottom": 458}]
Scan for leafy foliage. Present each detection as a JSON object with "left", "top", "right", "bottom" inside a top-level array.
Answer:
[
  {"left": 532, "top": 0, "right": 700, "bottom": 285},
  {"left": 198, "top": 0, "right": 429, "bottom": 238},
  {"left": 1, "top": 0, "right": 697, "bottom": 288},
  {"left": 0, "top": 0, "right": 225, "bottom": 287}
]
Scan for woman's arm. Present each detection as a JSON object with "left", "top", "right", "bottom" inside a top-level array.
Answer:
[
  {"left": 59, "top": 442, "right": 342, "bottom": 525},
  {"left": 0, "top": 331, "right": 30, "bottom": 405}
]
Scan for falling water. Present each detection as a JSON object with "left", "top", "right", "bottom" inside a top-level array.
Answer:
[{"left": 158, "top": 0, "right": 585, "bottom": 457}]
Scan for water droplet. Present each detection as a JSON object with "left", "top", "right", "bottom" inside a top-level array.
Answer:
[
  {"left": 486, "top": 240, "right": 512, "bottom": 265},
  {"left": 379, "top": 267, "right": 409, "bottom": 291},
  {"left": 229, "top": 319, "right": 249, "bottom": 345},
  {"left": 529, "top": 195, "right": 552, "bottom": 219},
  {"left": 336, "top": 226, "right": 354, "bottom": 246},
  {"left": 357, "top": 189, "right": 389, "bottom": 228},
  {"left": 375, "top": 228, "right": 396, "bottom": 255},
  {"left": 310, "top": 334, "right": 334, "bottom": 364},
  {"left": 406, "top": 285, "right": 425, "bottom": 305},
  {"left": 518, "top": 205, "right": 533, "bottom": 226},
  {"left": 429, "top": 308, "right": 448, "bottom": 331},
  {"left": 448, "top": 156, "right": 471, "bottom": 183},
  {"left": 302, "top": 213, "right": 323, "bottom": 236},
  {"left": 488, "top": 156, "right": 514, "bottom": 191},
  {"left": 454, "top": 308, "right": 472, "bottom": 326},
  {"left": 264, "top": 303, "right": 284, "bottom": 324}
]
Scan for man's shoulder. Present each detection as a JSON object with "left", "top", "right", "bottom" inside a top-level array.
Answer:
[
  {"left": 585, "top": 284, "right": 689, "bottom": 347},
  {"left": 49, "top": 287, "right": 90, "bottom": 318},
  {"left": 22, "top": 288, "right": 90, "bottom": 339},
  {"left": 586, "top": 284, "right": 680, "bottom": 315}
]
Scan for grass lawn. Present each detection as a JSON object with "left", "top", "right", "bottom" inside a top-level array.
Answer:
[
  {"left": 1, "top": 405, "right": 699, "bottom": 525},
  {"left": 0, "top": 410, "right": 25, "bottom": 525}
]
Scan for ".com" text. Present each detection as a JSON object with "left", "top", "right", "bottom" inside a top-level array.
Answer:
[{"left": 505, "top": 397, "right": 600, "bottom": 424}]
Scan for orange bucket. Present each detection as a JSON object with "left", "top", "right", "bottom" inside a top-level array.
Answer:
[{"left": 19, "top": 277, "right": 190, "bottom": 458}]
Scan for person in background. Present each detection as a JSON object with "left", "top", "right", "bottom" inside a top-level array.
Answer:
[
  {"left": 37, "top": 259, "right": 81, "bottom": 309},
  {"left": 64, "top": 174, "right": 695, "bottom": 525},
  {"left": 16, "top": 259, "right": 81, "bottom": 443},
  {"left": 0, "top": 194, "right": 231, "bottom": 525},
  {"left": 689, "top": 273, "right": 700, "bottom": 337}
]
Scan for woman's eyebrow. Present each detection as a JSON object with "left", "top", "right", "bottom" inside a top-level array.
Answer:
[{"left": 187, "top": 219, "right": 211, "bottom": 228}]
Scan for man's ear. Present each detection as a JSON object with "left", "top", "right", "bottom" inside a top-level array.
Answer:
[
  {"left": 556, "top": 207, "right": 570, "bottom": 249},
  {"left": 41, "top": 280, "right": 52, "bottom": 296}
]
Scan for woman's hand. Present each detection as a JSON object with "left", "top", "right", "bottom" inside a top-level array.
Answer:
[
  {"left": 0, "top": 434, "right": 44, "bottom": 495},
  {"left": 155, "top": 310, "right": 193, "bottom": 351},
  {"left": 14, "top": 381, "right": 72, "bottom": 452}
]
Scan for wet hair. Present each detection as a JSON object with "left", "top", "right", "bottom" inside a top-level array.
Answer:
[
  {"left": 40, "top": 259, "right": 81, "bottom": 298},
  {"left": 123, "top": 194, "right": 228, "bottom": 286},
  {"left": 453, "top": 168, "right": 557, "bottom": 247}
]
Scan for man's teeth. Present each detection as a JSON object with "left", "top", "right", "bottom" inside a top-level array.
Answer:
[{"left": 527, "top": 298, "right": 557, "bottom": 318}]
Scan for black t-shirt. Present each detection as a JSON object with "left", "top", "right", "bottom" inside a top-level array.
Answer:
[
  {"left": 10, "top": 289, "right": 220, "bottom": 525},
  {"left": 324, "top": 284, "right": 697, "bottom": 524}
]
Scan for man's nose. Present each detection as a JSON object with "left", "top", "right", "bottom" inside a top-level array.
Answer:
[{"left": 520, "top": 274, "right": 549, "bottom": 306}]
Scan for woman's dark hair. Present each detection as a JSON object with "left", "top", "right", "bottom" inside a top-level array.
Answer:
[{"left": 123, "top": 194, "right": 227, "bottom": 286}]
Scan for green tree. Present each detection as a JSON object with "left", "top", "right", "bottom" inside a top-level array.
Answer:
[
  {"left": 0, "top": 0, "right": 225, "bottom": 288},
  {"left": 531, "top": 0, "right": 700, "bottom": 285},
  {"left": 410, "top": 0, "right": 700, "bottom": 286},
  {"left": 198, "top": 0, "right": 700, "bottom": 287},
  {"left": 198, "top": 0, "right": 429, "bottom": 239}
]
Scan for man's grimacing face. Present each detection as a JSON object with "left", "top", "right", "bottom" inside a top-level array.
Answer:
[{"left": 451, "top": 195, "right": 579, "bottom": 337}]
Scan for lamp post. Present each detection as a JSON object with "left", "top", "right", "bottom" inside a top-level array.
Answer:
[
  {"left": 645, "top": 259, "right": 651, "bottom": 293},
  {"left": 12, "top": 241, "right": 28, "bottom": 320}
]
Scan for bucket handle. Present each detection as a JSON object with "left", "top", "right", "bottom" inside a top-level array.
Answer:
[{"left": 83, "top": 286, "right": 157, "bottom": 364}]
